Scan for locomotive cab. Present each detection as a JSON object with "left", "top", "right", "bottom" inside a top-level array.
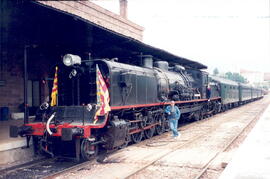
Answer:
[{"left": 34, "top": 56, "right": 110, "bottom": 126}]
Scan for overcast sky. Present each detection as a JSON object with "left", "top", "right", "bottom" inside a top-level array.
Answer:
[{"left": 93, "top": 0, "right": 270, "bottom": 74}]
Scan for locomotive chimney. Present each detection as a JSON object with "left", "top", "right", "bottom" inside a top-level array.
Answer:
[
  {"left": 142, "top": 55, "right": 153, "bottom": 68},
  {"left": 119, "top": 0, "right": 128, "bottom": 18}
]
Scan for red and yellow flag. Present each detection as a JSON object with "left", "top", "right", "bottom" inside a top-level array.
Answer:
[
  {"left": 94, "top": 65, "right": 110, "bottom": 122},
  {"left": 50, "top": 66, "right": 58, "bottom": 106}
]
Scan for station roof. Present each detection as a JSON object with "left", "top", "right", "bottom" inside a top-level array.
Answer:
[
  {"left": 34, "top": 1, "right": 207, "bottom": 70},
  {"left": 122, "top": 39, "right": 207, "bottom": 69}
]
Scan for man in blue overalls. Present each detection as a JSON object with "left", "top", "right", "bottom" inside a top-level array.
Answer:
[{"left": 165, "top": 101, "right": 181, "bottom": 138}]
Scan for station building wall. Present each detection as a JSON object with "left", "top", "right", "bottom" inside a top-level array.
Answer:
[{"left": 0, "top": 50, "right": 24, "bottom": 113}]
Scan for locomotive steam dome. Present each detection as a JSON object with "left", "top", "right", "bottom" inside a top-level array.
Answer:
[{"left": 154, "top": 61, "right": 169, "bottom": 71}]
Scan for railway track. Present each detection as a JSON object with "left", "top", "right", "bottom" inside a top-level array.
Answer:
[
  {"left": 124, "top": 99, "right": 268, "bottom": 179},
  {"left": 0, "top": 158, "right": 50, "bottom": 177},
  {"left": 0, "top": 99, "right": 266, "bottom": 179},
  {"left": 42, "top": 115, "right": 217, "bottom": 179},
  {"left": 0, "top": 157, "right": 85, "bottom": 179},
  {"left": 124, "top": 116, "right": 229, "bottom": 178},
  {"left": 53, "top": 103, "right": 253, "bottom": 178}
]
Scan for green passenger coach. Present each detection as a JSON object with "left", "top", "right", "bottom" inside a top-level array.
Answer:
[{"left": 209, "top": 76, "right": 239, "bottom": 109}]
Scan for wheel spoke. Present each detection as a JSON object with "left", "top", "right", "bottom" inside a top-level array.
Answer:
[
  {"left": 155, "top": 114, "right": 165, "bottom": 135},
  {"left": 131, "top": 132, "right": 143, "bottom": 143},
  {"left": 144, "top": 127, "right": 155, "bottom": 139}
]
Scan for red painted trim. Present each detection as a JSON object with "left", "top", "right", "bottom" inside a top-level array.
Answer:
[
  {"left": 111, "top": 97, "right": 221, "bottom": 110},
  {"left": 25, "top": 123, "right": 92, "bottom": 138},
  {"left": 143, "top": 123, "right": 159, "bottom": 130},
  {"left": 24, "top": 97, "right": 221, "bottom": 137},
  {"left": 129, "top": 122, "right": 159, "bottom": 135}
]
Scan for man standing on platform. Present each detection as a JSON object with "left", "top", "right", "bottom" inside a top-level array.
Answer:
[{"left": 165, "top": 100, "right": 181, "bottom": 139}]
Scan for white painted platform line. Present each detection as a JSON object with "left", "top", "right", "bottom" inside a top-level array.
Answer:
[{"left": 219, "top": 104, "right": 270, "bottom": 179}]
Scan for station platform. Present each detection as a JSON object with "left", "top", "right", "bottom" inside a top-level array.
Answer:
[
  {"left": 0, "top": 119, "right": 26, "bottom": 152},
  {"left": 0, "top": 118, "right": 35, "bottom": 167},
  {"left": 219, "top": 103, "right": 270, "bottom": 179}
]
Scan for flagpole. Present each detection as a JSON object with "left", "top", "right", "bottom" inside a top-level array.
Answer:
[
  {"left": 51, "top": 66, "right": 58, "bottom": 107},
  {"left": 24, "top": 45, "right": 29, "bottom": 124}
]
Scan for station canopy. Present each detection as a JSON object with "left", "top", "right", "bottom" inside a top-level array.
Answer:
[
  {"left": 32, "top": 1, "right": 207, "bottom": 70},
  {"left": 6, "top": 1, "right": 207, "bottom": 69}
]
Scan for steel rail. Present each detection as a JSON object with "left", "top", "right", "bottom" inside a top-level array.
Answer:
[
  {"left": 42, "top": 160, "right": 93, "bottom": 179},
  {"left": 0, "top": 158, "right": 52, "bottom": 176}
]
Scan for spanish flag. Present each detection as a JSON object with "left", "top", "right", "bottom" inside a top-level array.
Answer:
[
  {"left": 50, "top": 66, "right": 58, "bottom": 106},
  {"left": 94, "top": 65, "right": 110, "bottom": 122}
]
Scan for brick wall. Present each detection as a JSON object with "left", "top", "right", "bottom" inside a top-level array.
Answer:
[
  {"left": 0, "top": 50, "right": 24, "bottom": 113},
  {"left": 0, "top": 1, "right": 24, "bottom": 113},
  {"left": 0, "top": 49, "right": 52, "bottom": 113}
]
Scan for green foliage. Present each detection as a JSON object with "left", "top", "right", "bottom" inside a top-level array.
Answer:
[
  {"left": 213, "top": 68, "right": 219, "bottom": 76},
  {"left": 225, "top": 72, "right": 247, "bottom": 83}
]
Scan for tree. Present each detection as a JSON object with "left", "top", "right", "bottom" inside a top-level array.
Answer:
[
  {"left": 213, "top": 68, "right": 219, "bottom": 76},
  {"left": 225, "top": 72, "right": 233, "bottom": 80},
  {"left": 225, "top": 71, "right": 247, "bottom": 83}
]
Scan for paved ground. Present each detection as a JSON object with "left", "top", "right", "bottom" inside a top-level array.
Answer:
[
  {"left": 55, "top": 95, "right": 270, "bottom": 179},
  {"left": 219, "top": 99, "right": 270, "bottom": 179}
]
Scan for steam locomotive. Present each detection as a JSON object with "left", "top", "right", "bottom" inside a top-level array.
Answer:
[{"left": 10, "top": 54, "right": 263, "bottom": 161}]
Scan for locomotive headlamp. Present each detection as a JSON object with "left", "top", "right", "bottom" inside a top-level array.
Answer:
[
  {"left": 63, "top": 54, "right": 81, "bottom": 66},
  {"left": 86, "top": 104, "right": 92, "bottom": 111}
]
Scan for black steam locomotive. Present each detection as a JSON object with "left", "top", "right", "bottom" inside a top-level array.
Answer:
[{"left": 10, "top": 54, "right": 261, "bottom": 161}]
